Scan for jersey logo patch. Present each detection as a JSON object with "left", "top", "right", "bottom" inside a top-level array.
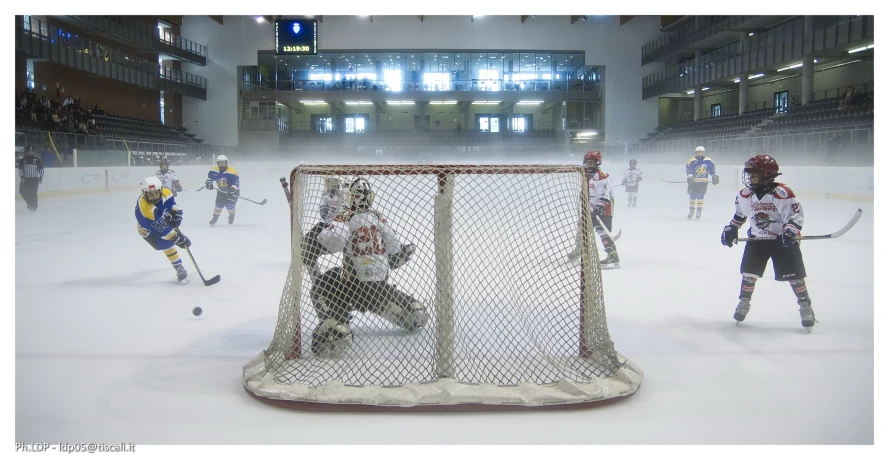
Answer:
[{"left": 753, "top": 212, "right": 776, "bottom": 230}]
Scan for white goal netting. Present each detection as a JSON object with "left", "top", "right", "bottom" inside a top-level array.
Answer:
[{"left": 243, "top": 164, "right": 642, "bottom": 410}]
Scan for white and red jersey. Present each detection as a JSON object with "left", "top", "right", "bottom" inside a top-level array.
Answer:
[
  {"left": 731, "top": 183, "right": 804, "bottom": 238},
  {"left": 318, "top": 209, "right": 403, "bottom": 282},
  {"left": 622, "top": 168, "right": 643, "bottom": 187},
  {"left": 156, "top": 169, "right": 180, "bottom": 191},
  {"left": 586, "top": 170, "right": 615, "bottom": 216}
]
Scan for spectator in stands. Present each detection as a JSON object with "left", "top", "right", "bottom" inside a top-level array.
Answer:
[
  {"left": 839, "top": 86, "right": 855, "bottom": 110},
  {"left": 93, "top": 104, "right": 105, "bottom": 116},
  {"left": 40, "top": 143, "right": 55, "bottom": 168},
  {"left": 825, "top": 132, "right": 841, "bottom": 164}
]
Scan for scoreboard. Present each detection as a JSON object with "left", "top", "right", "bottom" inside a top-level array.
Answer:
[{"left": 275, "top": 19, "right": 318, "bottom": 55}]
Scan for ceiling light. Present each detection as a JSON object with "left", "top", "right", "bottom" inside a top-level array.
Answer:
[
  {"left": 749, "top": 73, "right": 765, "bottom": 79},
  {"left": 848, "top": 44, "right": 873, "bottom": 53},
  {"left": 255, "top": 16, "right": 265, "bottom": 23}
]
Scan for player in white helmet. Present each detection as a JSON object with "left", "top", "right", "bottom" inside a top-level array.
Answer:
[
  {"left": 205, "top": 155, "right": 240, "bottom": 225},
  {"left": 300, "top": 177, "right": 427, "bottom": 359},
  {"left": 135, "top": 177, "right": 191, "bottom": 284},
  {"left": 685, "top": 146, "right": 719, "bottom": 220},
  {"left": 620, "top": 159, "right": 643, "bottom": 208}
]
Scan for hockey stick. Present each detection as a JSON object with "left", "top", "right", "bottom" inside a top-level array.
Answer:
[
  {"left": 660, "top": 179, "right": 688, "bottom": 184},
  {"left": 279, "top": 177, "right": 292, "bottom": 205},
  {"left": 225, "top": 189, "right": 267, "bottom": 205},
  {"left": 181, "top": 186, "right": 204, "bottom": 192},
  {"left": 735, "top": 208, "right": 862, "bottom": 243},
  {"left": 177, "top": 231, "right": 221, "bottom": 286},
  {"left": 595, "top": 214, "right": 622, "bottom": 242}
]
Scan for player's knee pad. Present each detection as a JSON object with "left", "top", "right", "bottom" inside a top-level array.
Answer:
[
  {"left": 741, "top": 273, "right": 760, "bottom": 283},
  {"left": 376, "top": 298, "right": 429, "bottom": 332},
  {"left": 310, "top": 318, "right": 353, "bottom": 359}
]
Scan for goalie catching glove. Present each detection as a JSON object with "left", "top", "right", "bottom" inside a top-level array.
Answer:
[{"left": 388, "top": 243, "right": 417, "bottom": 270}]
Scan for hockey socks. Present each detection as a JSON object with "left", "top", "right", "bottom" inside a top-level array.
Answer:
[
  {"left": 164, "top": 247, "right": 182, "bottom": 266},
  {"left": 789, "top": 279, "right": 811, "bottom": 303},
  {"left": 739, "top": 274, "right": 758, "bottom": 299}
]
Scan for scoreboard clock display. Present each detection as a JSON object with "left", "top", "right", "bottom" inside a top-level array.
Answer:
[{"left": 275, "top": 19, "right": 318, "bottom": 55}]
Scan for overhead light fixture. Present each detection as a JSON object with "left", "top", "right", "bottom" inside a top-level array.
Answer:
[
  {"left": 777, "top": 59, "right": 818, "bottom": 72},
  {"left": 299, "top": 101, "right": 327, "bottom": 105},
  {"left": 702, "top": 87, "right": 709, "bottom": 91},
  {"left": 386, "top": 101, "right": 416, "bottom": 105},
  {"left": 516, "top": 101, "right": 544, "bottom": 105},
  {"left": 345, "top": 101, "right": 372, "bottom": 105},
  {"left": 255, "top": 16, "right": 265, "bottom": 23},
  {"left": 749, "top": 73, "right": 765, "bottom": 79},
  {"left": 430, "top": 101, "right": 458, "bottom": 105},
  {"left": 471, "top": 101, "right": 501, "bottom": 105},
  {"left": 848, "top": 44, "right": 873, "bottom": 54},
  {"left": 577, "top": 131, "right": 598, "bottom": 138},
  {"left": 686, "top": 90, "right": 695, "bottom": 94},
  {"left": 748, "top": 32, "right": 754, "bottom": 36},
  {"left": 820, "top": 59, "right": 863, "bottom": 71}
]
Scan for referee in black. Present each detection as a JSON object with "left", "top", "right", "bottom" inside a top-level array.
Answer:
[{"left": 18, "top": 146, "right": 44, "bottom": 211}]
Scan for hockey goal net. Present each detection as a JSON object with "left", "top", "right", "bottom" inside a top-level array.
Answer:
[{"left": 243, "top": 164, "right": 643, "bottom": 410}]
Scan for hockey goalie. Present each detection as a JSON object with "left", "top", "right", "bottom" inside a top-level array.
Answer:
[{"left": 300, "top": 177, "right": 428, "bottom": 359}]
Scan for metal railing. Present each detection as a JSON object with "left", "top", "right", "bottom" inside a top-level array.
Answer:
[
  {"left": 240, "top": 77, "right": 603, "bottom": 96},
  {"left": 16, "top": 16, "right": 207, "bottom": 100},
  {"left": 605, "top": 127, "right": 873, "bottom": 166},
  {"left": 642, "top": 16, "right": 873, "bottom": 99},
  {"left": 642, "top": 16, "right": 761, "bottom": 65},
  {"left": 67, "top": 15, "right": 207, "bottom": 65}
]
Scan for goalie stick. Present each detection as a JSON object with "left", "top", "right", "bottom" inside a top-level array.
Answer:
[
  {"left": 279, "top": 177, "right": 292, "bottom": 205},
  {"left": 734, "top": 208, "right": 863, "bottom": 243}
]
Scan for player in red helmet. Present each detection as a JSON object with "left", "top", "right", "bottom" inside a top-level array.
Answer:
[
  {"left": 720, "top": 154, "right": 816, "bottom": 331},
  {"left": 569, "top": 151, "right": 620, "bottom": 268}
]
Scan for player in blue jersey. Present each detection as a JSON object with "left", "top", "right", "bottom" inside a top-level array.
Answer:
[
  {"left": 205, "top": 155, "right": 240, "bottom": 225},
  {"left": 686, "top": 146, "right": 719, "bottom": 220},
  {"left": 135, "top": 177, "right": 192, "bottom": 284}
]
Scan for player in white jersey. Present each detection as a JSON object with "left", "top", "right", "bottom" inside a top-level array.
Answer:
[
  {"left": 568, "top": 151, "right": 620, "bottom": 268},
  {"left": 720, "top": 155, "right": 816, "bottom": 331},
  {"left": 620, "top": 159, "right": 643, "bottom": 208},
  {"left": 300, "top": 178, "right": 427, "bottom": 358},
  {"left": 156, "top": 157, "right": 182, "bottom": 197}
]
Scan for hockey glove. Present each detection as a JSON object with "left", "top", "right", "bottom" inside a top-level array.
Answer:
[
  {"left": 226, "top": 187, "right": 240, "bottom": 202},
  {"left": 174, "top": 232, "right": 192, "bottom": 248},
  {"left": 174, "top": 182, "right": 183, "bottom": 192},
  {"left": 687, "top": 174, "right": 694, "bottom": 184},
  {"left": 711, "top": 174, "right": 720, "bottom": 185},
  {"left": 721, "top": 224, "right": 739, "bottom": 248},
  {"left": 777, "top": 225, "right": 800, "bottom": 247},
  {"left": 389, "top": 243, "right": 417, "bottom": 270},
  {"left": 164, "top": 209, "right": 183, "bottom": 228},
  {"left": 687, "top": 183, "right": 693, "bottom": 195},
  {"left": 592, "top": 203, "right": 605, "bottom": 216},
  {"left": 205, "top": 179, "right": 214, "bottom": 190}
]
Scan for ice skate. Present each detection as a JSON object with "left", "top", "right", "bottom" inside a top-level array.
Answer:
[
  {"left": 696, "top": 208, "right": 702, "bottom": 221},
  {"left": 310, "top": 319, "right": 353, "bottom": 359},
  {"left": 209, "top": 214, "right": 219, "bottom": 226},
  {"left": 228, "top": 213, "right": 235, "bottom": 225},
  {"left": 567, "top": 246, "right": 581, "bottom": 261},
  {"left": 600, "top": 250, "right": 620, "bottom": 270},
  {"left": 734, "top": 298, "right": 751, "bottom": 324},
  {"left": 175, "top": 264, "right": 189, "bottom": 285},
  {"left": 798, "top": 301, "right": 817, "bottom": 332},
  {"left": 687, "top": 208, "right": 694, "bottom": 220}
]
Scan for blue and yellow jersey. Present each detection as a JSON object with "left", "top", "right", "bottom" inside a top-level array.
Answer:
[
  {"left": 686, "top": 156, "right": 716, "bottom": 183},
  {"left": 135, "top": 188, "right": 179, "bottom": 241},
  {"left": 208, "top": 166, "right": 240, "bottom": 191}
]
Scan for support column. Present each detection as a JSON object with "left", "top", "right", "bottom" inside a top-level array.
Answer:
[
  {"left": 463, "top": 103, "right": 471, "bottom": 130},
  {"left": 802, "top": 16, "right": 815, "bottom": 105},
  {"left": 694, "top": 51, "right": 702, "bottom": 121},
  {"left": 739, "top": 75, "right": 748, "bottom": 114}
]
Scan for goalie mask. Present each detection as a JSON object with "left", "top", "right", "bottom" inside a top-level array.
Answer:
[{"left": 347, "top": 178, "right": 374, "bottom": 211}]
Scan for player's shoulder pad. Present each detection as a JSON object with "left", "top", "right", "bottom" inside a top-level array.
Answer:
[
  {"left": 593, "top": 171, "right": 609, "bottom": 180},
  {"left": 210, "top": 166, "right": 220, "bottom": 173},
  {"left": 739, "top": 187, "right": 754, "bottom": 198},
  {"left": 687, "top": 157, "right": 696, "bottom": 165},
  {"left": 703, "top": 156, "right": 713, "bottom": 162},
  {"left": 137, "top": 196, "right": 156, "bottom": 220},
  {"left": 772, "top": 183, "right": 796, "bottom": 199},
  {"left": 225, "top": 166, "right": 239, "bottom": 175},
  {"left": 161, "top": 188, "right": 175, "bottom": 200}
]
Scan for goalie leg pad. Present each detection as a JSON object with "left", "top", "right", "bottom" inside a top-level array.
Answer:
[
  {"left": 364, "top": 282, "right": 429, "bottom": 331},
  {"left": 310, "top": 268, "right": 352, "bottom": 324},
  {"left": 310, "top": 318, "right": 353, "bottom": 359}
]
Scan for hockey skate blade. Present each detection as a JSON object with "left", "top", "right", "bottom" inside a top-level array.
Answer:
[
  {"left": 179, "top": 278, "right": 191, "bottom": 285},
  {"left": 600, "top": 263, "right": 621, "bottom": 270}
]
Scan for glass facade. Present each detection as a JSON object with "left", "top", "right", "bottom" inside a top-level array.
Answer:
[{"left": 245, "top": 49, "right": 597, "bottom": 93}]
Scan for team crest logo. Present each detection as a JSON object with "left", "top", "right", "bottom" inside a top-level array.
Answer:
[
  {"left": 753, "top": 212, "right": 774, "bottom": 230},
  {"left": 695, "top": 165, "right": 707, "bottom": 176}
]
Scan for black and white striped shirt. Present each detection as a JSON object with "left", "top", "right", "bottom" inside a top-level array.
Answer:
[{"left": 18, "top": 156, "right": 44, "bottom": 179}]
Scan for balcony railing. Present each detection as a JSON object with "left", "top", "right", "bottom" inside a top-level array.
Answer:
[
  {"left": 642, "top": 16, "right": 873, "bottom": 99},
  {"left": 17, "top": 16, "right": 207, "bottom": 100},
  {"left": 68, "top": 15, "right": 207, "bottom": 65},
  {"left": 641, "top": 16, "right": 761, "bottom": 65}
]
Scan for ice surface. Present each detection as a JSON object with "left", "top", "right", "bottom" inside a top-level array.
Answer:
[{"left": 15, "top": 163, "right": 873, "bottom": 444}]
